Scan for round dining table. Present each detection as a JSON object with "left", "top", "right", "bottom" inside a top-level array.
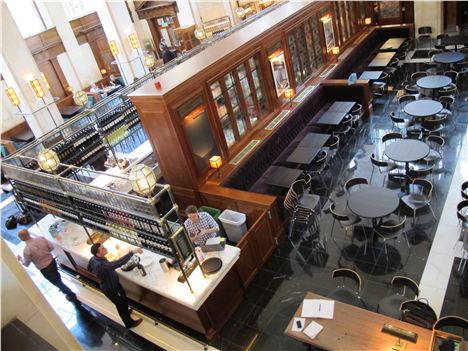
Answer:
[
  {"left": 348, "top": 186, "right": 400, "bottom": 220},
  {"left": 403, "top": 100, "right": 443, "bottom": 118},
  {"left": 384, "top": 139, "right": 430, "bottom": 192},
  {"left": 416, "top": 75, "right": 451, "bottom": 90},
  {"left": 432, "top": 52, "right": 465, "bottom": 64}
]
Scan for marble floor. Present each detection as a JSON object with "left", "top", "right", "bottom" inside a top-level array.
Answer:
[{"left": 2, "top": 65, "right": 468, "bottom": 350}]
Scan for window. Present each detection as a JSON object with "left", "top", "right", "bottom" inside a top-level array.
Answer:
[
  {"left": 210, "top": 53, "right": 268, "bottom": 148},
  {"left": 6, "top": 0, "right": 46, "bottom": 38}
]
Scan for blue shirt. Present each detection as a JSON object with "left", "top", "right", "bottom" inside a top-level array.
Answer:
[{"left": 88, "top": 252, "right": 133, "bottom": 293}]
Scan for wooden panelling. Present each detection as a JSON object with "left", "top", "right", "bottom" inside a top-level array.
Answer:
[
  {"left": 38, "top": 60, "right": 66, "bottom": 99},
  {"left": 236, "top": 234, "right": 259, "bottom": 286}
]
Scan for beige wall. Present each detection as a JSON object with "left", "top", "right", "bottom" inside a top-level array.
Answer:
[
  {"left": 1, "top": 240, "right": 83, "bottom": 350},
  {"left": 414, "top": 0, "right": 443, "bottom": 36}
]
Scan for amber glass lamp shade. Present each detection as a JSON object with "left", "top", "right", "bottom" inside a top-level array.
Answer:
[
  {"left": 143, "top": 54, "right": 157, "bottom": 69},
  {"left": 108, "top": 40, "right": 120, "bottom": 56},
  {"left": 5, "top": 87, "right": 20, "bottom": 106},
  {"left": 29, "top": 79, "right": 45, "bottom": 99},
  {"left": 129, "top": 164, "right": 157, "bottom": 195},
  {"left": 38, "top": 149, "right": 60, "bottom": 172},
  {"left": 73, "top": 90, "right": 88, "bottom": 106},
  {"left": 128, "top": 33, "right": 140, "bottom": 50}
]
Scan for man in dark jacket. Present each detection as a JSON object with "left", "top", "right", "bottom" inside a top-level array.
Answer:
[{"left": 88, "top": 243, "right": 143, "bottom": 328}]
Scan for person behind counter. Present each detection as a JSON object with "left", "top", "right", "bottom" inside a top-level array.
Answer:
[
  {"left": 109, "top": 74, "right": 125, "bottom": 87},
  {"left": 17, "top": 229, "right": 80, "bottom": 304},
  {"left": 88, "top": 243, "right": 143, "bottom": 329},
  {"left": 184, "top": 205, "right": 219, "bottom": 246}
]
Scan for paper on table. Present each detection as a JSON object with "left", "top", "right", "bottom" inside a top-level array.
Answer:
[
  {"left": 301, "top": 299, "right": 334, "bottom": 319},
  {"left": 291, "top": 317, "right": 306, "bottom": 332},
  {"left": 303, "top": 321, "right": 324, "bottom": 340},
  {"left": 205, "top": 237, "right": 221, "bottom": 245}
]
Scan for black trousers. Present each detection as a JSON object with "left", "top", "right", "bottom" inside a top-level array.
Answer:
[
  {"left": 40, "top": 259, "right": 75, "bottom": 299},
  {"left": 103, "top": 284, "right": 133, "bottom": 328}
]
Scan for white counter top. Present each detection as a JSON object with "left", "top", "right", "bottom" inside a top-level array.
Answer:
[{"left": 29, "top": 215, "right": 240, "bottom": 311}]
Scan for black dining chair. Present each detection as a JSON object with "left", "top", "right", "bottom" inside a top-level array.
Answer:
[
  {"left": 323, "top": 135, "right": 342, "bottom": 163},
  {"left": 382, "top": 132, "right": 403, "bottom": 144},
  {"left": 389, "top": 112, "right": 415, "bottom": 135},
  {"left": 377, "top": 276, "right": 419, "bottom": 319},
  {"left": 455, "top": 200, "right": 468, "bottom": 252},
  {"left": 421, "top": 115, "right": 447, "bottom": 134},
  {"left": 329, "top": 202, "right": 363, "bottom": 251},
  {"left": 418, "top": 26, "right": 432, "bottom": 40},
  {"left": 462, "top": 181, "right": 468, "bottom": 200},
  {"left": 433, "top": 316, "right": 468, "bottom": 340},
  {"left": 400, "top": 299, "right": 438, "bottom": 329},
  {"left": 327, "top": 269, "right": 365, "bottom": 308},
  {"left": 370, "top": 153, "right": 398, "bottom": 186},
  {"left": 373, "top": 215, "right": 408, "bottom": 269},
  {"left": 306, "top": 150, "right": 329, "bottom": 188},
  {"left": 423, "top": 135, "right": 445, "bottom": 168},
  {"left": 401, "top": 178, "right": 436, "bottom": 224}
]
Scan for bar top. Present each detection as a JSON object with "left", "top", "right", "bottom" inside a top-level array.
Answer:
[{"left": 29, "top": 215, "right": 240, "bottom": 311}]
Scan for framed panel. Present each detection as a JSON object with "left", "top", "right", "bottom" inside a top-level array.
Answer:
[
  {"left": 268, "top": 49, "right": 290, "bottom": 97},
  {"left": 321, "top": 16, "right": 336, "bottom": 52}
]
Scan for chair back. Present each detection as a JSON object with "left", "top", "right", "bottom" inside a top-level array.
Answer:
[
  {"left": 325, "top": 135, "right": 339, "bottom": 151},
  {"left": 444, "top": 70, "right": 459, "bottom": 84},
  {"left": 344, "top": 177, "right": 368, "bottom": 193},
  {"left": 398, "top": 95, "right": 416, "bottom": 106},
  {"left": 411, "top": 71, "right": 427, "bottom": 82},
  {"left": 392, "top": 276, "right": 420, "bottom": 298},
  {"left": 377, "top": 216, "right": 407, "bottom": 236},
  {"left": 408, "top": 165, "right": 434, "bottom": 180},
  {"left": 390, "top": 114, "right": 406, "bottom": 124},
  {"left": 313, "top": 150, "right": 327, "bottom": 165},
  {"left": 457, "top": 200, "right": 468, "bottom": 224},
  {"left": 436, "top": 34, "right": 449, "bottom": 40},
  {"left": 284, "top": 183, "right": 300, "bottom": 215},
  {"left": 433, "top": 316, "right": 468, "bottom": 338},
  {"left": 329, "top": 202, "right": 351, "bottom": 222},
  {"left": 351, "top": 103, "right": 363, "bottom": 116},
  {"left": 370, "top": 153, "right": 389, "bottom": 168},
  {"left": 382, "top": 132, "right": 403, "bottom": 144},
  {"left": 418, "top": 26, "right": 432, "bottom": 35},
  {"left": 412, "top": 178, "right": 433, "bottom": 199},
  {"left": 462, "top": 181, "right": 468, "bottom": 200},
  {"left": 425, "top": 135, "right": 445, "bottom": 150},
  {"left": 332, "top": 268, "right": 361, "bottom": 293}
]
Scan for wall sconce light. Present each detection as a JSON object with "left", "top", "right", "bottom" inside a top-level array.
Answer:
[
  {"left": 364, "top": 17, "right": 372, "bottom": 25},
  {"left": 129, "top": 164, "right": 157, "bottom": 196},
  {"left": 40, "top": 72, "right": 50, "bottom": 89},
  {"left": 284, "top": 88, "right": 294, "bottom": 108},
  {"left": 73, "top": 90, "right": 88, "bottom": 106},
  {"left": 108, "top": 40, "right": 120, "bottom": 57},
  {"left": 100, "top": 68, "right": 108, "bottom": 75},
  {"left": 209, "top": 155, "right": 223, "bottom": 178},
  {"left": 321, "top": 15, "right": 332, "bottom": 23},
  {"left": 5, "top": 87, "right": 20, "bottom": 107},
  {"left": 143, "top": 54, "right": 157, "bottom": 70},
  {"left": 194, "top": 26, "right": 206, "bottom": 41},
  {"left": 66, "top": 86, "right": 73, "bottom": 93},
  {"left": 128, "top": 33, "right": 140, "bottom": 50},
  {"left": 37, "top": 149, "right": 60, "bottom": 173},
  {"left": 331, "top": 46, "right": 340, "bottom": 56},
  {"left": 29, "top": 79, "right": 46, "bottom": 99}
]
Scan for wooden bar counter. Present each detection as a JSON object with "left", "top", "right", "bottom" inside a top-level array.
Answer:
[{"left": 29, "top": 215, "right": 243, "bottom": 340}]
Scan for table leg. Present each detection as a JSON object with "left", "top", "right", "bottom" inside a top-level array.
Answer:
[{"left": 404, "top": 162, "right": 410, "bottom": 193}]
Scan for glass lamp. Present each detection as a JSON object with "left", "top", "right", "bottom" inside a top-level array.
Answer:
[
  {"left": 332, "top": 47, "right": 340, "bottom": 55},
  {"left": 40, "top": 72, "right": 50, "bottom": 89},
  {"left": 209, "top": 155, "right": 223, "bottom": 178},
  {"left": 38, "top": 149, "right": 60, "bottom": 173},
  {"left": 129, "top": 164, "right": 157, "bottom": 195},
  {"left": 194, "top": 27, "right": 206, "bottom": 41},
  {"left": 284, "top": 88, "right": 294, "bottom": 107},
  {"left": 143, "top": 54, "right": 157, "bottom": 70},
  {"left": 235, "top": 7, "right": 246, "bottom": 18},
  {"left": 364, "top": 17, "right": 372, "bottom": 25},
  {"left": 100, "top": 68, "right": 108, "bottom": 75},
  {"left": 73, "top": 90, "right": 88, "bottom": 106}
]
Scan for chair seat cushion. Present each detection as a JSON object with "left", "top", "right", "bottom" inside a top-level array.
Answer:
[
  {"left": 341, "top": 212, "right": 361, "bottom": 226},
  {"left": 377, "top": 295, "right": 406, "bottom": 319},
  {"left": 402, "top": 194, "right": 429, "bottom": 210}
]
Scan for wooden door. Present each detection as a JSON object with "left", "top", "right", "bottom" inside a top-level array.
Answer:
[{"left": 38, "top": 60, "right": 66, "bottom": 99}]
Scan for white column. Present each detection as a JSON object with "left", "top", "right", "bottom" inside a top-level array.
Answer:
[
  {"left": 42, "top": 2, "right": 101, "bottom": 89},
  {"left": 95, "top": 0, "right": 146, "bottom": 82},
  {"left": 1, "top": 2, "right": 63, "bottom": 137},
  {"left": 176, "top": 0, "right": 196, "bottom": 27},
  {"left": 414, "top": 1, "right": 443, "bottom": 36},
  {"left": 127, "top": 1, "right": 155, "bottom": 51}
]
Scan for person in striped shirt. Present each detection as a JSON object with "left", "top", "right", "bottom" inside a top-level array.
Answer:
[{"left": 184, "top": 205, "right": 219, "bottom": 246}]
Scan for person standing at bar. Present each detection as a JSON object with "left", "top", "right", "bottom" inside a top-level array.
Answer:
[
  {"left": 88, "top": 243, "right": 143, "bottom": 329},
  {"left": 17, "top": 229, "right": 79, "bottom": 304},
  {"left": 184, "top": 205, "right": 219, "bottom": 246}
]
